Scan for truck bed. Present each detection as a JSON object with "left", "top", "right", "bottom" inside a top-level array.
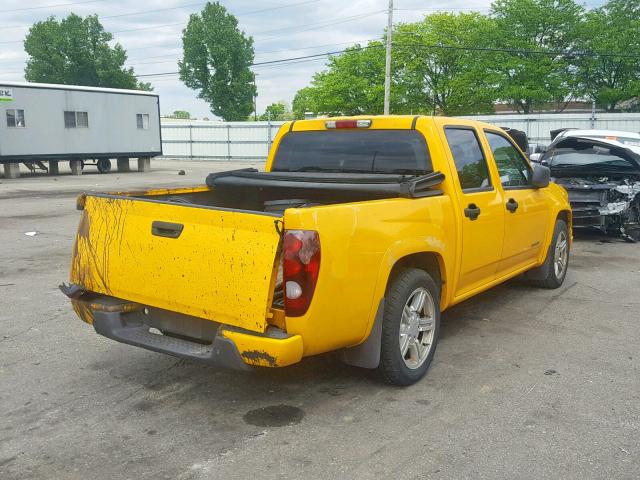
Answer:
[{"left": 123, "top": 169, "right": 444, "bottom": 216}]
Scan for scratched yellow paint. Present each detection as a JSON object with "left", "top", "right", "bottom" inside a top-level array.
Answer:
[
  {"left": 71, "top": 195, "right": 281, "bottom": 333},
  {"left": 221, "top": 329, "right": 303, "bottom": 367}
]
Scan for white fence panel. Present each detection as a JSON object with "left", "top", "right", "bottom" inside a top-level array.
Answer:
[
  {"left": 161, "top": 121, "right": 285, "bottom": 161},
  {"left": 160, "top": 114, "right": 640, "bottom": 161}
]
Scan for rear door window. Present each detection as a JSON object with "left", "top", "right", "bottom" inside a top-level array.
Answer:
[
  {"left": 272, "top": 130, "right": 431, "bottom": 174},
  {"left": 444, "top": 127, "right": 492, "bottom": 191},
  {"left": 485, "top": 131, "right": 532, "bottom": 187}
]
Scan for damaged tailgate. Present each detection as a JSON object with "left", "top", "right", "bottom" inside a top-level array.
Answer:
[{"left": 71, "top": 194, "right": 281, "bottom": 333}]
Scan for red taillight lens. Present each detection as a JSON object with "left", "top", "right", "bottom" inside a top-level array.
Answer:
[
  {"left": 325, "top": 119, "right": 371, "bottom": 129},
  {"left": 282, "top": 230, "right": 320, "bottom": 317}
]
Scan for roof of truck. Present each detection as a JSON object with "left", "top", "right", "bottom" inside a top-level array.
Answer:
[
  {"left": 0, "top": 81, "right": 158, "bottom": 96},
  {"left": 292, "top": 115, "right": 502, "bottom": 131}
]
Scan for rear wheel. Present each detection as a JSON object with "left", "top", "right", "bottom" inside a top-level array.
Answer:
[
  {"left": 97, "top": 158, "right": 112, "bottom": 173},
  {"left": 525, "top": 219, "right": 569, "bottom": 289},
  {"left": 378, "top": 268, "right": 440, "bottom": 386}
]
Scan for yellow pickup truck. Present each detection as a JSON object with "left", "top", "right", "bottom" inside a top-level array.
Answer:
[{"left": 61, "top": 116, "right": 571, "bottom": 385}]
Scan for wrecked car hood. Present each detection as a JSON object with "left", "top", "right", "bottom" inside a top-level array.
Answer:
[
  {"left": 543, "top": 136, "right": 640, "bottom": 241},
  {"left": 545, "top": 136, "right": 640, "bottom": 169}
]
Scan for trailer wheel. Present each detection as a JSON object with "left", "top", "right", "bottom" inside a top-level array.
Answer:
[{"left": 97, "top": 159, "right": 112, "bottom": 173}]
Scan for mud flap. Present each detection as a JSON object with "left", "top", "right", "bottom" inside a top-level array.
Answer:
[{"left": 340, "top": 299, "right": 384, "bottom": 369}]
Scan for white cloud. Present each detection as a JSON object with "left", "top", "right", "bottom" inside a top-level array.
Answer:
[{"left": 0, "top": 0, "right": 492, "bottom": 119}]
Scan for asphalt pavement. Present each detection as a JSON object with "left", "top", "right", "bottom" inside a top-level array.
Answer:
[{"left": 1, "top": 160, "right": 638, "bottom": 479}]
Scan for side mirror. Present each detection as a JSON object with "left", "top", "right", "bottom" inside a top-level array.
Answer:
[{"left": 531, "top": 164, "right": 550, "bottom": 188}]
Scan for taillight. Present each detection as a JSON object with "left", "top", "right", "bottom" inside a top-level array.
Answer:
[{"left": 283, "top": 230, "right": 320, "bottom": 317}]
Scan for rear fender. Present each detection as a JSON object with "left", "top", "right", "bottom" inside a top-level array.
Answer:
[
  {"left": 362, "top": 236, "right": 450, "bottom": 343},
  {"left": 342, "top": 240, "right": 449, "bottom": 369}
]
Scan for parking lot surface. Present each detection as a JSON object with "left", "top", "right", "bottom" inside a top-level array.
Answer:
[{"left": 1, "top": 160, "right": 639, "bottom": 479}]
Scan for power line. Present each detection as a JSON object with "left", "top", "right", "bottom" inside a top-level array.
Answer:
[
  {"left": 118, "top": 10, "right": 383, "bottom": 51},
  {"left": 124, "top": 38, "right": 378, "bottom": 66},
  {"left": 394, "top": 32, "right": 640, "bottom": 59},
  {"left": 110, "top": 22, "right": 183, "bottom": 35},
  {"left": 135, "top": 45, "right": 384, "bottom": 77},
  {"left": 235, "top": 0, "right": 318, "bottom": 16},
  {"left": 134, "top": 39, "right": 640, "bottom": 79},
  {"left": 99, "top": 1, "right": 206, "bottom": 20},
  {"left": 3, "top": 0, "right": 103, "bottom": 13},
  {"left": 255, "top": 38, "right": 378, "bottom": 55},
  {"left": 256, "top": 11, "right": 386, "bottom": 40},
  {"left": 0, "top": 0, "right": 319, "bottom": 30}
]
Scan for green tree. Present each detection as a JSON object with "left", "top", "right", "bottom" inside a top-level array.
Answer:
[
  {"left": 293, "top": 17, "right": 498, "bottom": 117},
  {"left": 311, "top": 43, "right": 386, "bottom": 115},
  {"left": 172, "top": 110, "right": 191, "bottom": 119},
  {"left": 259, "top": 101, "right": 293, "bottom": 121},
  {"left": 488, "top": 0, "right": 584, "bottom": 113},
  {"left": 292, "top": 87, "right": 317, "bottom": 119},
  {"left": 179, "top": 2, "right": 256, "bottom": 121},
  {"left": 575, "top": 0, "right": 640, "bottom": 111},
  {"left": 395, "top": 12, "right": 497, "bottom": 115},
  {"left": 24, "top": 14, "right": 150, "bottom": 90}
]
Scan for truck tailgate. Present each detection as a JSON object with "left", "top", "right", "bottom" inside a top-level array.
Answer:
[{"left": 71, "top": 194, "right": 281, "bottom": 333}]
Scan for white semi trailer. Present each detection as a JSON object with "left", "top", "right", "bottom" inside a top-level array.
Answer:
[{"left": 0, "top": 82, "right": 161, "bottom": 178}]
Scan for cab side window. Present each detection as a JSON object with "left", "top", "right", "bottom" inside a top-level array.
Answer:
[
  {"left": 444, "top": 127, "right": 491, "bottom": 191},
  {"left": 485, "top": 131, "right": 531, "bottom": 187}
]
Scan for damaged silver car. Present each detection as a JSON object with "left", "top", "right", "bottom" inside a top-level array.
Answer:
[{"left": 540, "top": 135, "right": 640, "bottom": 242}]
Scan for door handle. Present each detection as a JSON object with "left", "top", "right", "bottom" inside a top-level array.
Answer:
[
  {"left": 151, "top": 221, "right": 184, "bottom": 239},
  {"left": 464, "top": 203, "right": 481, "bottom": 221},
  {"left": 506, "top": 198, "right": 519, "bottom": 213}
]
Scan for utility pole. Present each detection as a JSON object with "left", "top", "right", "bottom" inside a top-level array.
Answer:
[
  {"left": 383, "top": 0, "right": 393, "bottom": 115},
  {"left": 253, "top": 72, "right": 258, "bottom": 121}
]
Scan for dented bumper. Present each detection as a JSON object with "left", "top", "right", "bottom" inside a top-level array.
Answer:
[{"left": 64, "top": 288, "right": 303, "bottom": 369}]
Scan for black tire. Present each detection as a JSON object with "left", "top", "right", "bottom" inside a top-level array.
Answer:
[
  {"left": 525, "top": 219, "right": 569, "bottom": 289},
  {"left": 378, "top": 268, "right": 441, "bottom": 386},
  {"left": 97, "top": 159, "right": 112, "bottom": 173}
]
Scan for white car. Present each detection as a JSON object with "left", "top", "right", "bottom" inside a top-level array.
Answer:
[
  {"left": 553, "top": 129, "right": 640, "bottom": 154},
  {"left": 530, "top": 129, "right": 640, "bottom": 162}
]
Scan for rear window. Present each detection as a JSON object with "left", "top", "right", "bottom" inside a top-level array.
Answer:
[{"left": 272, "top": 130, "right": 431, "bottom": 174}]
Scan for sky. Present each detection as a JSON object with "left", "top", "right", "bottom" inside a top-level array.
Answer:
[{"left": 0, "top": 0, "right": 591, "bottom": 119}]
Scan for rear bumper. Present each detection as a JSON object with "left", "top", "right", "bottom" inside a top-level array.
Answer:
[{"left": 62, "top": 287, "right": 303, "bottom": 369}]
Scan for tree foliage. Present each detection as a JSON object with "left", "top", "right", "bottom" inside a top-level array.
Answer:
[
  {"left": 301, "top": 43, "right": 386, "bottom": 116},
  {"left": 171, "top": 110, "right": 191, "bottom": 119},
  {"left": 395, "top": 12, "right": 496, "bottom": 115},
  {"left": 488, "top": 0, "right": 584, "bottom": 113},
  {"left": 575, "top": 0, "right": 640, "bottom": 111},
  {"left": 294, "top": 0, "right": 639, "bottom": 115},
  {"left": 259, "top": 101, "right": 293, "bottom": 121},
  {"left": 179, "top": 2, "right": 256, "bottom": 121},
  {"left": 24, "top": 14, "right": 150, "bottom": 90},
  {"left": 292, "top": 87, "right": 318, "bottom": 119}
]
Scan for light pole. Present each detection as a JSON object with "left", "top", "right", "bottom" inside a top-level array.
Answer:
[{"left": 383, "top": 0, "right": 393, "bottom": 115}]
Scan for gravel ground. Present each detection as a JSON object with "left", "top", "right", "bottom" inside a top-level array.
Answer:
[{"left": 1, "top": 159, "right": 639, "bottom": 480}]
